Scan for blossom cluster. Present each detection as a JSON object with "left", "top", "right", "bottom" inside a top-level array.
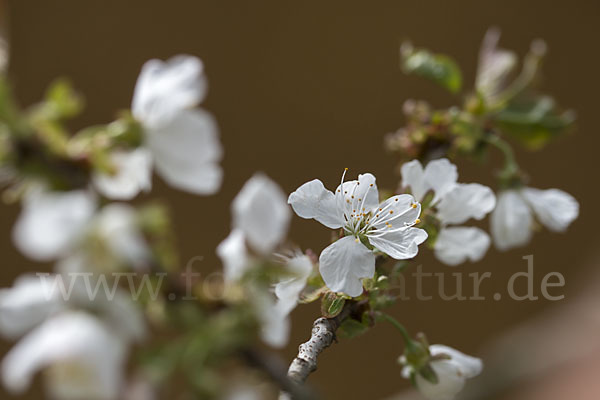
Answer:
[{"left": 0, "top": 26, "right": 581, "bottom": 400}]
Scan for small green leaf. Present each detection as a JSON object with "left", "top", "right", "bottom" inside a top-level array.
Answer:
[
  {"left": 494, "top": 95, "right": 575, "bottom": 149},
  {"left": 43, "top": 78, "right": 84, "bottom": 120},
  {"left": 337, "top": 318, "right": 369, "bottom": 339},
  {"left": 401, "top": 42, "right": 463, "bottom": 93},
  {"left": 321, "top": 291, "right": 346, "bottom": 318}
]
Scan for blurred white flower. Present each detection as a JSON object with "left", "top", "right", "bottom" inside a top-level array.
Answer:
[
  {"left": 216, "top": 173, "right": 299, "bottom": 348},
  {"left": 401, "top": 159, "right": 495, "bottom": 266},
  {"left": 92, "top": 149, "right": 152, "bottom": 200},
  {"left": 491, "top": 187, "right": 579, "bottom": 250},
  {"left": 475, "top": 27, "right": 517, "bottom": 104},
  {"left": 93, "top": 203, "right": 151, "bottom": 268},
  {"left": 402, "top": 345, "right": 482, "bottom": 400},
  {"left": 0, "top": 274, "right": 145, "bottom": 400},
  {"left": 289, "top": 170, "right": 427, "bottom": 297},
  {"left": 12, "top": 189, "right": 96, "bottom": 261},
  {"left": 94, "top": 55, "right": 223, "bottom": 199},
  {"left": 217, "top": 173, "right": 291, "bottom": 282}
]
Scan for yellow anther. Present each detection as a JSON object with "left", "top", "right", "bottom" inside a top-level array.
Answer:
[
  {"left": 346, "top": 199, "right": 350, "bottom": 203},
  {"left": 411, "top": 203, "right": 417, "bottom": 209},
  {"left": 415, "top": 219, "right": 421, "bottom": 224},
  {"left": 389, "top": 210, "right": 394, "bottom": 214},
  {"left": 345, "top": 167, "right": 348, "bottom": 171},
  {"left": 355, "top": 238, "right": 360, "bottom": 243}
]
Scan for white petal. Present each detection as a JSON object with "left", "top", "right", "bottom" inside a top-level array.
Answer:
[
  {"left": 476, "top": 28, "right": 517, "bottom": 101},
  {"left": 253, "top": 292, "right": 290, "bottom": 348},
  {"left": 429, "top": 345, "right": 483, "bottom": 379},
  {"left": 0, "top": 275, "right": 65, "bottom": 339},
  {"left": 287, "top": 179, "right": 343, "bottom": 229},
  {"left": 521, "top": 187, "right": 579, "bottom": 232},
  {"left": 368, "top": 227, "right": 428, "bottom": 260},
  {"left": 216, "top": 229, "right": 250, "bottom": 284},
  {"left": 369, "top": 194, "right": 420, "bottom": 232},
  {"left": 401, "top": 160, "right": 427, "bottom": 202},
  {"left": 424, "top": 158, "right": 458, "bottom": 204},
  {"left": 274, "top": 254, "right": 313, "bottom": 303},
  {"left": 92, "top": 149, "right": 152, "bottom": 200},
  {"left": 147, "top": 109, "right": 223, "bottom": 195},
  {"left": 434, "top": 227, "right": 491, "bottom": 266},
  {"left": 132, "top": 55, "right": 207, "bottom": 129},
  {"left": 336, "top": 173, "right": 380, "bottom": 215},
  {"left": 1, "top": 312, "right": 127, "bottom": 400},
  {"left": 232, "top": 173, "right": 290, "bottom": 254},
  {"left": 436, "top": 183, "right": 496, "bottom": 225},
  {"left": 415, "top": 361, "right": 466, "bottom": 400},
  {"left": 318, "top": 236, "right": 376, "bottom": 297},
  {"left": 95, "top": 204, "right": 150, "bottom": 266},
  {"left": 12, "top": 190, "right": 96, "bottom": 261},
  {"left": 491, "top": 190, "right": 533, "bottom": 251}
]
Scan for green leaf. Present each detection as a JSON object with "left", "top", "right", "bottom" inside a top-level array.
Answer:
[
  {"left": 494, "top": 96, "right": 575, "bottom": 149},
  {"left": 321, "top": 291, "right": 346, "bottom": 318},
  {"left": 401, "top": 42, "right": 463, "bottom": 93},
  {"left": 337, "top": 318, "right": 369, "bottom": 339},
  {"left": 43, "top": 78, "right": 84, "bottom": 120}
]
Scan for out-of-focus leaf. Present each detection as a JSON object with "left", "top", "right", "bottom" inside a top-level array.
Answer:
[
  {"left": 43, "top": 79, "right": 84, "bottom": 120},
  {"left": 494, "top": 96, "right": 575, "bottom": 149},
  {"left": 401, "top": 42, "right": 463, "bottom": 93},
  {"left": 337, "top": 317, "right": 369, "bottom": 339}
]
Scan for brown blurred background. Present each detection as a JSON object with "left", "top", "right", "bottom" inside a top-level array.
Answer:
[{"left": 0, "top": 1, "right": 598, "bottom": 399}]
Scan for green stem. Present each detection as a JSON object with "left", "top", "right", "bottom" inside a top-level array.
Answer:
[
  {"left": 378, "top": 313, "right": 417, "bottom": 352},
  {"left": 485, "top": 133, "right": 520, "bottom": 183}
]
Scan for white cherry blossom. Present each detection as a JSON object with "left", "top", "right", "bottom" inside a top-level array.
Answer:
[
  {"left": 216, "top": 173, "right": 305, "bottom": 348},
  {"left": 94, "top": 55, "right": 222, "bottom": 199},
  {"left": 401, "top": 159, "right": 495, "bottom": 266},
  {"left": 0, "top": 274, "right": 145, "bottom": 400},
  {"left": 491, "top": 187, "right": 579, "bottom": 250},
  {"left": 288, "top": 170, "right": 427, "bottom": 297},
  {"left": 402, "top": 345, "right": 482, "bottom": 400},
  {"left": 12, "top": 189, "right": 96, "bottom": 261}
]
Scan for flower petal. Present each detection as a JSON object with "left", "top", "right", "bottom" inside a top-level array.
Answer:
[
  {"left": 424, "top": 158, "right": 458, "bottom": 204},
  {"left": 147, "top": 108, "right": 223, "bottom": 195},
  {"left": 415, "top": 361, "right": 466, "bottom": 400},
  {"left": 429, "top": 345, "right": 483, "bottom": 378},
  {"left": 95, "top": 204, "right": 150, "bottom": 266},
  {"left": 232, "top": 174, "right": 290, "bottom": 254},
  {"left": 336, "top": 173, "right": 380, "bottom": 215},
  {"left": 274, "top": 254, "right": 312, "bottom": 304},
  {"left": 415, "top": 345, "right": 482, "bottom": 400},
  {"left": 434, "top": 227, "right": 491, "bottom": 266},
  {"left": 132, "top": 55, "right": 206, "bottom": 129},
  {"left": 92, "top": 148, "right": 152, "bottom": 200},
  {"left": 368, "top": 227, "right": 428, "bottom": 260},
  {"left": 476, "top": 28, "right": 517, "bottom": 101},
  {"left": 287, "top": 179, "right": 343, "bottom": 229},
  {"left": 400, "top": 160, "right": 427, "bottom": 202},
  {"left": 216, "top": 229, "right": 250, "bottom": 284},
  {"left": 318, "top": 236, "right": 375, "bottom": 297},
  {"left": 436, "top": 183, "right": 496, "bottom": 225},
  {"left": 12, "top": 190, "right": 96, "bottom": 261},
  {"left": 0, "top": 275, "right": 65, "bottom": 339},
  {"left": 491, "top": 190, "right": 532, "bottom": 251},
  {"left": 1, "top": 312, "right": 127, "bottom": 399},
  {"left": 369, "top": 194, "right": 420, "bottom": 232},
  {"left": 521, "top": 187, "right": 579, "bottom": 232}
]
